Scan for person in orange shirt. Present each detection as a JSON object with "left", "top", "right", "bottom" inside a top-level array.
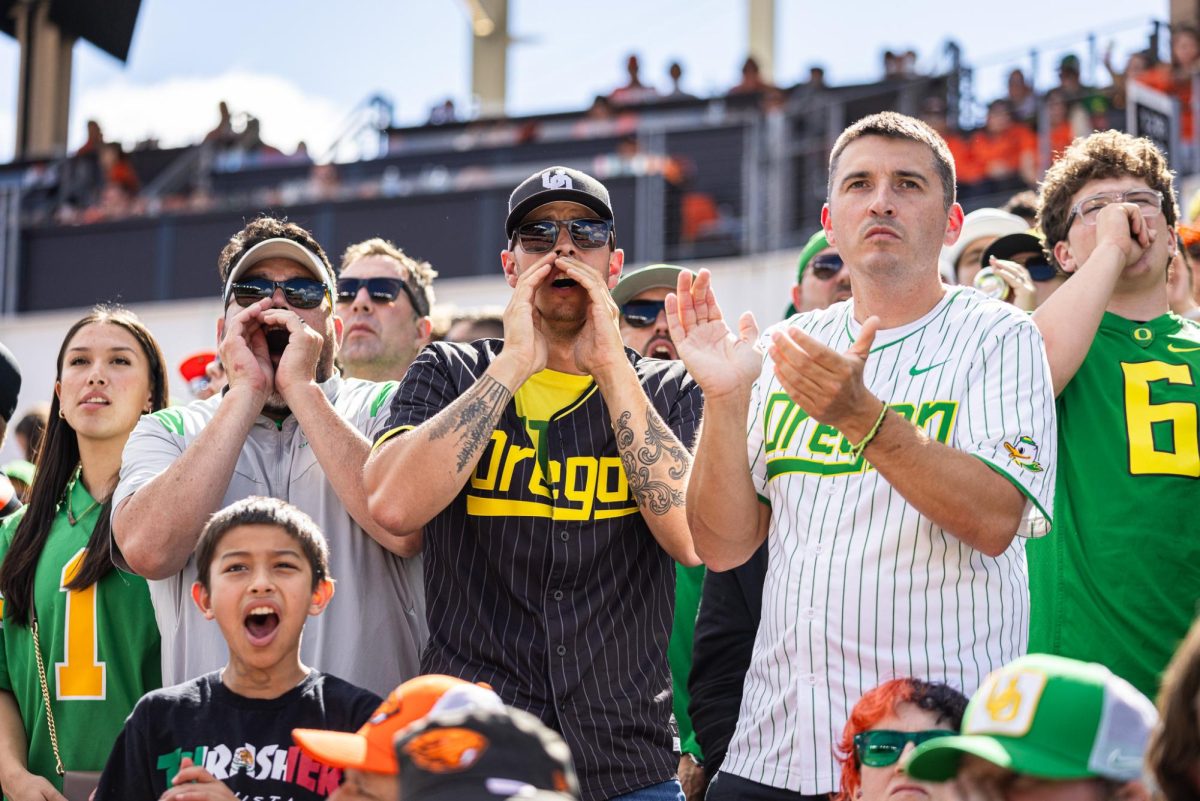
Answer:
[
  {"left": 1043, "top": 88, "right": 1085, "bottom": 161},
  {"left": 1137, "top": 26, "right": 1200, "bottom": 143},
  {"left": 920, "top": 96, "right": 981, "bottom": 191},
  {"left": 969, "top": 99, "right": 1037, "bottom": 193}
]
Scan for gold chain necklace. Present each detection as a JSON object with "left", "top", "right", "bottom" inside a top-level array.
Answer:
[{"left": 62, "top": 466, "right": 101, "bottom": 526}]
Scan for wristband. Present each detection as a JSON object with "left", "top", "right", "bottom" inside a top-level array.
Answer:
[{"left": 848, "top": 404, "right": 888, "bottom": 461}]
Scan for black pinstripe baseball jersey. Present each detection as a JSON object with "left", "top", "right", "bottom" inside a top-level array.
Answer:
[{"left": 377, "top": 339, "right": 704, "bottom": 801}]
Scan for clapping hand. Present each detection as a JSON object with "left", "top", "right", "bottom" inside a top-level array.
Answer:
[{"left": 666, "top": 269, "right": 762, "bottom": 400}]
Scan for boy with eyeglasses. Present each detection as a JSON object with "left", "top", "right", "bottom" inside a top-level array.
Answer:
[
  {"left": 365, "top": 166, "right": 703, "bottom": 801},
  {"left": 336, "top": 238, "right": 437, "bottom": 383},
  {"left": 113, "top": 215, "right": 427, "bottom": 699},
  {"left": 1026, "top": 130, "right": 1200, "bottom": 700}
]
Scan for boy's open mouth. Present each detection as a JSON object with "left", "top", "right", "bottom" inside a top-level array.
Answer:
[
  {"left": 551, "top": 277, "right": 578, "bottom": 288},
  {"left": 244, "top": 605, "right": 281, "bottom": 645}
]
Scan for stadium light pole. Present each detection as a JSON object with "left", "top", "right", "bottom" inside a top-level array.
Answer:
[{"left": 464, "top": 0, "right": 508, "bottom": 118}]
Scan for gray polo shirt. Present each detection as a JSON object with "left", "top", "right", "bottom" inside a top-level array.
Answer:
[{"left": 113, "top": 376, "right": 425, "bottom": 697}]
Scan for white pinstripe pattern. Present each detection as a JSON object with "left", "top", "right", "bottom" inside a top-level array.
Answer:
[
  {"left": 381, "top": 340, "right": 704, "bottom": 801},
  {"left": 721, "top": 288, "right": 1057, "bottom": 794}
]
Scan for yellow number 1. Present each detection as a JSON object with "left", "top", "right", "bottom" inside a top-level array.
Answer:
[
  {"left": 55, "top": 548, "right": 106, "bottom": 699},
  {"left": 1122, "top": 362, "right": 1200, "bottom": 477}
]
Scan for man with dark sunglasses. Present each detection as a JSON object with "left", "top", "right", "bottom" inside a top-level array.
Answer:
[
  {"left": 613, "top": 264, "right": 696, "bottom": 361},
  {"left": 113, "top": 215, "right": 427, "bottom": 700},
  {"left": 365, "top": 166, "right": 703, "bottom": 801},
  {"left": 336, "top": 237, "right": 436, "bottom": 382},
  {"left": 1026, "top": 130, "right": 1200, "bottom": 701},
  {"left": 783, "top": 230, "right": 852, "bottom": 318}
]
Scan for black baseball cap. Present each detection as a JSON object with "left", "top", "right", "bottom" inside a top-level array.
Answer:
[
  {"left": 506, "top": 167, "right": 614, "bottom": 239},
  {"left": 0, "top": 342, "right": 21, "bottom": 423},
  {"left": 394, "top": 704, "right": 581, "bottom": 801},
  {"left": 981, "top": 231, "right": 1044, "bottom": 267}
]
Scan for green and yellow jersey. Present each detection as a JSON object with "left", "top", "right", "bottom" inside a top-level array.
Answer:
[
  {"left": 1028, "top": 312, "right": 1200, "bottom": 698},
  {"left": 0, "top": 477, "right": 161, "bottom": 792}
]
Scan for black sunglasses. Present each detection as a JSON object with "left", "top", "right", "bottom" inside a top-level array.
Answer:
[
  {"left": 853, "top": 729, "right": 956, "bottom": 768},
  {"left": 1025, "top": 258, "right": 1059, "bottom": 282},
  {"left": 227, "top": 277, "right": 330, "bottom": 310},
  {"left": 336, "top": 277, "right": 428, "bottom": 316},
  {"left": 516, "top": 218, "right": 613, "bottom": 253},
  {"left": 808, "top": 253, "right": 845, "bottom": 280},
  {"left": 621, "top": 300, "right": 666, "bottom": 328}
]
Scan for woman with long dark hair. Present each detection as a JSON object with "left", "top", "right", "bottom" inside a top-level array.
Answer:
[{"left": 0, "top": 306, "right": 168, "bottom": 799}]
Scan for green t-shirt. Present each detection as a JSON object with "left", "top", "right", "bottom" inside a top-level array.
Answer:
[
  {"left": 669, "top": 563, "right": 705, "bottom": 760},
  {"left": 0, "top": 477, "right": 161, "bottom": 793},
  {"left": 1028, "top": 312, "right": 1200, "bottom": 698}
]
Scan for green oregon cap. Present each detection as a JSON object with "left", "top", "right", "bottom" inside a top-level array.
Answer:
[{"left": 904, "top": 654, "right": 1156, "bottom": 783}]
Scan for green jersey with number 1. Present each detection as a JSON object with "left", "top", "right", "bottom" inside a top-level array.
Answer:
[
  {"left": 0, "top": 477, "right": 161, "bottom": 792},
  {"left": 1028, "top": 311, "right": 1200, "bottom": 698}
]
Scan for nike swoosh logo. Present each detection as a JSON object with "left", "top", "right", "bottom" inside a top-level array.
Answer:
[
  {"left": 909, "top": 361, "right": 948, "bottom": 376},
  {"left": 1167, "top": 343, "right": 1200, "bottom": 353}
]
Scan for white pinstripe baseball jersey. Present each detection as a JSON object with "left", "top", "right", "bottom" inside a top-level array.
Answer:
[{"left": 720, "top": 287, "right": 1057, "bottom": 794}]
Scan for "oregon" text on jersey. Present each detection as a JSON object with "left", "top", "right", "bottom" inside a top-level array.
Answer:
[{"left": 763, "top": 392, "right": 959, "bottom": 478}]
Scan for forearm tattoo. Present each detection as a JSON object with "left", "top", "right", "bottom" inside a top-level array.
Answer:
[
  {"left": 427, "top": 375, "right": 512, "bottom": 472},
  {"left": 616, "top": 410, "right": 689, "bottom": 515}
]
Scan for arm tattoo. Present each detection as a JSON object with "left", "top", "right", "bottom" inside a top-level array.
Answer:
[
  {"left": 427, "top": 375, "right": 512, "bottom": 472},
  {"left": 616, "top": 410, "right": 689, "bottom": 515}
]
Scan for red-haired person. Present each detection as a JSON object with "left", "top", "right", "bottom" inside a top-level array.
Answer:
[{"left": 834, "top": 679, "right": 967, "bottom": 801}]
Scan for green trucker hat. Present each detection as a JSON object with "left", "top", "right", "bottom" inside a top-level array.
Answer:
[
  {"left": 904, "top": 654, "right": 1157, "bottom": 783},
  {"left": 611, "top": 264, "right": 693, "bottom": 307}
]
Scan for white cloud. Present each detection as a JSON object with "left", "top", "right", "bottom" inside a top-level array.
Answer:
[{"left": 71, "top": 70, "right": 348, "bottom": 159}]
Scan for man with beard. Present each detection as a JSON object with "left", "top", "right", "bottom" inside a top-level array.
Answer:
[
  {"left": 613, "top": 264, "right": 694, "bottom": 361},
  {"left": 364, "top": 166, "right": 702, "bottom": 801},
  {"left": 112, "top": 216, "right": 426, "bottom": 697},
  {"left": 337, "top": 238, "right": 436, "bottom": 382}
]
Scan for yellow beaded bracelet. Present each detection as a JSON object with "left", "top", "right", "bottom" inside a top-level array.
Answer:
[{"left": 848, "top": 404, "right": 888, "bottom": 461}]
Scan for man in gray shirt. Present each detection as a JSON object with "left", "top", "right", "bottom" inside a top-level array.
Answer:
[{"left": 113, "top": 215, "right": 425, "bottom": 696}]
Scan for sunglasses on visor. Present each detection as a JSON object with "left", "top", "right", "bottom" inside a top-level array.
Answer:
[
  {"left": 226, "top": 277, "right": 330, "bottom": 310},
  {"left": 515, "top": 218, "right": 613, "bottom": 253},
  {"left": 336, "top": 277, "right": 428, "bottom": 316}
]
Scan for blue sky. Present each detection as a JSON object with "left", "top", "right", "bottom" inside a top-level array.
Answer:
[{"left": 0, "top": 0, "right": 1169, "bottom": 161}]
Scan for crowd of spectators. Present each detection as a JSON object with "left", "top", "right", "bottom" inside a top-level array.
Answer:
[
  {"left": 10, "top": 22, "right": 1196, "bottom": 257},
  {"left": 2, "top": 105, "right": 1200, "bottom": 801}
]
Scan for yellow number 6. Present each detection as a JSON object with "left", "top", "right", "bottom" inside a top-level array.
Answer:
[
  {"left": 1122, "top": 362, "right": 1200, "bottom": 477},
  {"left": 56, "top": 548, "right": 106, "bottom": 699}
]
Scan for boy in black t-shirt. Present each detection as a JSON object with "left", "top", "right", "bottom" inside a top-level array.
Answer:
[{"left": 97, "top": 497, "right": 381, "bottom": 801}]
